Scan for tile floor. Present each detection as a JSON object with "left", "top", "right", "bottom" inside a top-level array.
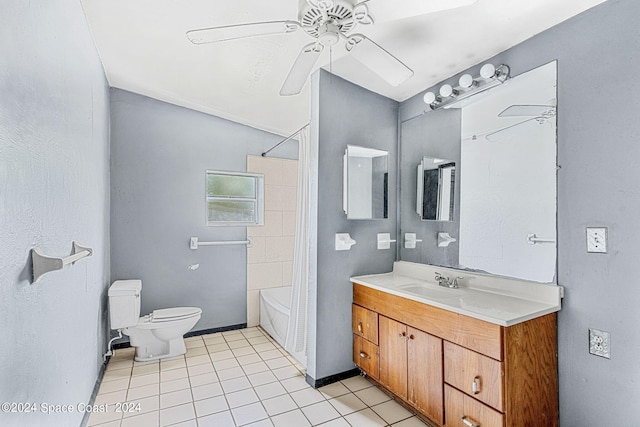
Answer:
[{"left": 88, "top": 327, "right": 432, "bottom": 427}]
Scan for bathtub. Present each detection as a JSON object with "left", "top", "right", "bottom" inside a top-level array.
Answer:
[{"left": 259, "top": 286, "right": 291, "bottom": 348}]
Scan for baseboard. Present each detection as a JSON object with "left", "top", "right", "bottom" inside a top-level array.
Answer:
[
  {"left": 186, "top": 323, "right": 247, "bottom": 338},
  {"left": 79, "top": 358, "right": 109, "bottom": 427},
  {"left": 306, "top": 368, "right": 360, "bottom": 388},
  {"left": 112, "top": 323, "right": 248, "bottom": 349}
]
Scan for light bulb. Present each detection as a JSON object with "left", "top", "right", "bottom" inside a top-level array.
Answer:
[
  {"left": 423, "top": 92, "right": 436, "bottom": 104},
  {"left": 459, "top": 74, "right": 474, "bottom": 88},
  {"left": 439, "top": 84, "right": 454, "bottom": 98},
  {"left": 480, "top": 63, "right": 496, "bottom": 79}
]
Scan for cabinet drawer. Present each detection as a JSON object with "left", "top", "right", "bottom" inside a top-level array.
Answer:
[
  {"left": 353, "top": 335, "right": 379, "bottom": 380},
  {"left": 445, "top": 385, "right": 504, "bottom": 427},
  {"left": 444, "top": 341, "right": 504, "bottom": 412},
  {"left": 353, "top": 304, "right": 379, "bottom": 344}
]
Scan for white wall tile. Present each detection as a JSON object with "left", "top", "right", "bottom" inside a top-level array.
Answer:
[
  {"left": 247, "top": 290, "right": 260, "bottom": 327},
  {"left": 281, "top": 186, "right": 298, "bottom": 211},
  {"left": 265, "top": 237, "right": 295, "bottom": 262},
  {"left": 282, "top": 160, "right": 299, "bottom": 187},
  {"left": 248, "top": 262, "right": 283, "bottom": 290},
  {"left": 263, "top": 211, "right": 283, "bottom": 236},
  {"left": 246, "top": 155, "right": 261, "bottom": 174},
  {"left": 262, "top": 158, "right": 284, "bottom": 186},
  {"left": 247, "top": 237, "right": 266, "bottom": 264},
  {"left": 247, "top": 156, "right": 298, "bottom": 327},
  {"left": 264, "top": 185, "right": 286, "bottom": 211},
  {"left": 282, "top": 211, "right": 296, "bottom": 236},
  {"left": 282, "top": 262, "right": 293, "bottom": 287}
]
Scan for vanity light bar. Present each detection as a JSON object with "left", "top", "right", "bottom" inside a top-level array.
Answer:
[{"left": 423, "top": 64, "right": 510, "bottom": 111}]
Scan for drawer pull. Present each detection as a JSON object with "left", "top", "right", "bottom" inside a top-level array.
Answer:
[
  {"left": 461, "top": 416, "right": 480, "bottom": 427},
  {"left": 472, "top": 376, "right": 481, "bottom": 394},
  {"left": 359, "top": 351, "right": 371, "bottom": 360},
  {"left": 357, "top": 321, "right": 363, "bottom": 333}
]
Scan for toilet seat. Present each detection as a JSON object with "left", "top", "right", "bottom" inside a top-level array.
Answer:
[
  {"left": 131, "top": 307, "right": 202, "bottom": 329},
  {"left": 150, "top": 307, "right": 202, "bottom": 323}
]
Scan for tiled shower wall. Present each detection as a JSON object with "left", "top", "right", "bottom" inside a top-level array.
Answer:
[{"left": 246, "top": 155, "right": 299, "bottom": 326}]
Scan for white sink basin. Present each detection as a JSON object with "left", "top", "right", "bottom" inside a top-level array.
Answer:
[{"left": 397, "top": 283, "right": 462, "bottom": 299}]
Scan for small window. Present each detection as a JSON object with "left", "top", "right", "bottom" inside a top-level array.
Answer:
[{"left": 206, "top": 171, "right": 264, "bottom": 226}]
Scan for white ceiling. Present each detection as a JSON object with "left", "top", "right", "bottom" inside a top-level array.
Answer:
[{"left": 81, "top": 0, "right": 606, "bottom": 136}]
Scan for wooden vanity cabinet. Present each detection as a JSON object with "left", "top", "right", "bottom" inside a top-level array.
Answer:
[
  {"left": 352, "top": 282, "right": 559, "bottom": 427},
  {"left": 379, "top": 316, "right": 444, "bottom": 424}
]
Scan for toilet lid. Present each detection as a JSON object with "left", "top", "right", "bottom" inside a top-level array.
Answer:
[{"left": 151, "top": 307, "right": 202, "bottom": 322}]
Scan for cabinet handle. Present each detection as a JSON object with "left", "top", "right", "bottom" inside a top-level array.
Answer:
[
  {"left": 399, "top": 331, "right": 407, "bottom": 338},
  {"left": 357, "top": 321, "right": 363, "bottom": 333},
  {"left": 472, "top": 376, "right": 481, "bottom": 394},
  {"left": 409, "top": 334, "right": 415, "bottom": 340},
  {"left": 461, "top": 416, "right": 480, "bottom": 427},
  {"left": 359, "top": 351, "right": 371, "bottom": 360}
]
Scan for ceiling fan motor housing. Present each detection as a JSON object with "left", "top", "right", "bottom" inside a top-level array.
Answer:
[{"left": 301, "top": 0, "right": 355, "bottom": 39}]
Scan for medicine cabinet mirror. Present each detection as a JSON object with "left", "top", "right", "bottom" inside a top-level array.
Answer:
[
  {"left": 343, "top": 145, "right": 389, "bottom": 220},
  {"left": 417, "top": 156, "right": 455, "bottom": 221}
]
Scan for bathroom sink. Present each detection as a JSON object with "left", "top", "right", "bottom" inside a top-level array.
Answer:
[{"left": 397, "top": 283, "right": 462, "bottom": 300}]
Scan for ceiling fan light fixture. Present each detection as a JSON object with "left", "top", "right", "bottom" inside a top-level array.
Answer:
[{"left": 318, "top": 22, "right": 340, "bottom": 46}]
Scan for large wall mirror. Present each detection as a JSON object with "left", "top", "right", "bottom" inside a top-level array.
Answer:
[
  {"left": 399, "top": 61, "right": 557, "bottom": 283},
  {"left": 343, "top": 145, "right": 389, "bottom": 219}
]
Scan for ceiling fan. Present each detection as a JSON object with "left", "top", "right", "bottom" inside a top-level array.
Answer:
[{"left": 186, "top": 0, "right": 477, "bottom": 96}]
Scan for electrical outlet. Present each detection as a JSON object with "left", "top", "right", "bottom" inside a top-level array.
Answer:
[
  {"left": 586, "top": 227, "right": 607, "bottom": 253},
  {"left": 589, "top": 328, "right": 610, "bottom": 359}
]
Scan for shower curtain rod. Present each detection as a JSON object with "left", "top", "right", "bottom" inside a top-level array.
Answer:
[{"left": 261, "top": 123, "right": 309, "bottom": 157}]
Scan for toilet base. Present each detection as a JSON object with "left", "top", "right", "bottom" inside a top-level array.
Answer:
[
  {"left": 123, "top": 328, "right": 189, "bottom": 362},
  {"left": 132, "top": 336, "right": 187, "bottom": 362}
]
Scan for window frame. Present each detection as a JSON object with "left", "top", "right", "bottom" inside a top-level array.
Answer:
[{"left": 205, "top": 170, "right": 264, "bottom": 227}]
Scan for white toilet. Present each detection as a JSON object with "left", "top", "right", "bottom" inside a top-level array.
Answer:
[{"left": 108, "top": 279, "right": 202, "bottom": 362}]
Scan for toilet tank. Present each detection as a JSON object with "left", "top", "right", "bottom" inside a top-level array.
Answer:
[{"left": 108, "top": 280, "right": 142, "bottom": 330}]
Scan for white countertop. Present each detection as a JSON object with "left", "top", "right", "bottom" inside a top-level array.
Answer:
[{"left": 351, "top": 261, "right": 563, "bottom": 326}]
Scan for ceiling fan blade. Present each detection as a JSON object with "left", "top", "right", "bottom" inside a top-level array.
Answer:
[
  {"left": 280, "top": 42, "right": 324, "bottom": 96},
  {"left": 186, "top": 21, "right": 300, "bottom": 44},
  {"left": 357, "top": 0, "right": 477, "bottom": 24},
  {"left": 499, "top": 105, "right": 556, "bottom": 117},
  {"left": 345, "top": 34, "right": 413, "bottom": 86}
]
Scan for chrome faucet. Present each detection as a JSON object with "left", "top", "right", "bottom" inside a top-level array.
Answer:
[{"left": 435, "top": 272, "right": 463, "bottom": 289}]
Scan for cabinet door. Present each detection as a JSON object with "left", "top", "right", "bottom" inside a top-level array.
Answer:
[
  {"left": 408, "top": 327, "right": 444, "bottom": 425},
  {"left": 353, "top": 335, "right": 379, "bottom": 380},
  {"left": 352, "top": 304, "right": 379, "bottom": 344},
  {"left": 379, "top": 316, "right": 408, "bottom": 399},
  {"left": 445, "top": 385, "right": 504, "bottom": 427}
]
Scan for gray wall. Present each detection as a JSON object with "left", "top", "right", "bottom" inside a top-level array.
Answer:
[
  {"left": 110, "top": 89, "right": 297, "bottom": 333},
  {"left": 400, "top": 0, "right": 640, "bottom": 423},
  {"left": 308, "top": 70, "right": 399, "bottom": 381},
  {"left": 399, "top": 109, "right": 461, "bottom": 266},
  {"left": 0, "top": 0, "right": 110, "bottom": 426}
]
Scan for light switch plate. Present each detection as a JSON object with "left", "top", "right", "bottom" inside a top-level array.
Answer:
[{"left": 586, "top": 227, "right": 607, "bottom": 253}]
